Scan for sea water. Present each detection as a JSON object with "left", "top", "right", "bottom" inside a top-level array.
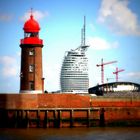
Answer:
[{"left": 0, "top": 127, "right": 140, "bottom": 140}]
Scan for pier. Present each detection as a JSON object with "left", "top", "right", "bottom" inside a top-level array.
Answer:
[
  {"left": 0, "top": 94, "right": 140, "bottom": 127},
  {"left": 0, "top": 108, "right": 101, "bottom": 128}
]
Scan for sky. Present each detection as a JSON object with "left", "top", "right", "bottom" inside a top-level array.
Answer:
[{"left": 0, "top": 0, "right": 140, "bottom": 93}]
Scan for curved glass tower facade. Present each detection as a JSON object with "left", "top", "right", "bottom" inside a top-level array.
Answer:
[{"left": 60, "top": 46, "right": 89, "bottom": 93}]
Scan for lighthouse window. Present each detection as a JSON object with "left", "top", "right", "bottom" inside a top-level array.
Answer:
[
  {"left": 30, "top": 32, "right": 38, "bottom": 37},
  {"left": 24, "top": 33, "right": 30, "bottom": 38},
  {"left": 29, "top": 64, "right": 34, "bottom": 72},
  {"left": 24, "top": 32, "right": 38, "bottom": 38},
  {"left": 29, "top": 50, "right": 35, "bottom": 56},
  {"left": 29, "top": 81, "right": 34, "bottom": 90}
]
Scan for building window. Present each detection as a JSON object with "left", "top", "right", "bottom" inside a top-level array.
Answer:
[
  {"left": 29, "top": 50, "right": 35, "bottom": 56},
  {"left": 29, "top": 81, "right": 34, "bottom": 90},
  {"left": 29, "top": 64, "right": 34, "bottom": 72}
]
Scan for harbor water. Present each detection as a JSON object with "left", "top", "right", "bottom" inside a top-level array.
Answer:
[{"left": 0, "top": 127, "right": 140, "bottom": 140}]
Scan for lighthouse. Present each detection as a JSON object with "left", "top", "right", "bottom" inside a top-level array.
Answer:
[{"left": 20, "top": 12, "right": 44, "bottom": 93}]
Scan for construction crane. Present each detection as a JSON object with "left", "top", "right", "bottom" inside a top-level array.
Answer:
[
  {"left": 96, "top": 58, "right": 117, "bottom": 84},
  {"left": 113, "top": 67, "right": 125, "bottom": 82}
]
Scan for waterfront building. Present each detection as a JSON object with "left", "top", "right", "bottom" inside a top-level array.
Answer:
[
  {"left": 60, "top": 17, "right": 89, "bottom": 93},
  {"left": 20, "top": 12, "right": 44, "bottom": 93},
  {"left": 60, "top": 46, "right": 89, "bottom": 93},
  {"left": 89, "top": 82, "right": 140, "bottom": 96}
]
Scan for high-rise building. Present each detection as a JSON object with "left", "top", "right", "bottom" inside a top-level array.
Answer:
[
  {"left": 60, "top": 46, "right": 89, "bottom": 93},
  {"left": 60, "top": 17, "right": 89, "bottom": 93},
  {"left": 20, "top": 12, "right": 44, "bottom": 93}
]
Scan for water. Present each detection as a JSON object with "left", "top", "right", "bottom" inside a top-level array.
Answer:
[{"left": 0, "top": 127, "right": 140, "bottom": 140}]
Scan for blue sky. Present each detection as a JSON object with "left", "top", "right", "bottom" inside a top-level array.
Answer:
[{"left": 0, "top": 0, "right": 140, "bottom": 93}]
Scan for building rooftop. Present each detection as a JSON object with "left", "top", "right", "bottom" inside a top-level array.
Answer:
[{"left": 23, "top": 14, "right": 40, "bottom": 33}]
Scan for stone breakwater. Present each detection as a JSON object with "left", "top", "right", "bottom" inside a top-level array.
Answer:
[{"left": 0, "top": 93, "right": 140, "bottom": 127}]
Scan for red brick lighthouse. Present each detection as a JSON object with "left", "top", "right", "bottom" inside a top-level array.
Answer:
[{"left": 20, "top": 12, "right": 44, "bottom": 93}]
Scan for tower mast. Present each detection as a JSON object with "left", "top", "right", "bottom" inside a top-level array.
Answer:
[
  {"left": 83, "top": 16, "right": 86, "bottom": 46},
  {"left": 81, "top": 16, "right": 86, "bottom": 46}
]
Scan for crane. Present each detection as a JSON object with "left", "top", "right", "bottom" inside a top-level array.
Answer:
[
  {"left": 96, "top": 58, "right": 117, "bottom": 84},
  {"left": 113, "top": 67, "right": 125, "bottom": 82}
]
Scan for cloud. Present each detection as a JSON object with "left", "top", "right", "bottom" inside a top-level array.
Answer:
[
  {"left": 126, "top": 72, "right": 140, "bottom": 79},
  {"left": 0, "top": 13, "right": 13, "bottom": 22},
  {"left": 0, "top": 56, "right": 19, "bottom": 77},
  {"left": 98, "top": 0, "right": 140, "bottom": 35},
  {"left": 87, "top": 36, "right": 119, "bottom": 50},
  {"left": 20, "top": 10, "right": 48, "bottom": 21}
]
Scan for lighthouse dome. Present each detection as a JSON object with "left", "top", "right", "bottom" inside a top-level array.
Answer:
[{"left": 23, "top": 14, "right": 40, "bottom": 33}]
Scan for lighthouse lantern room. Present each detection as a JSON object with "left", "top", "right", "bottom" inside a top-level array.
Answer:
[{"left": 20, "top": 12, "right": 44, "bottom": 93}]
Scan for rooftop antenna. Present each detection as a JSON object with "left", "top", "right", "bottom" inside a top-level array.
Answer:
[
  {"left": 31, "top": 8, "right": 33, "bottom": 15},
  {"left": 30, "top": 8, "right": 33, "bottom": 18},
  {"left": 81, "top": 16, "right": 86, "bottom": 46},
  {"left": 83, "top": 16, "right": 86, "bottom": 46}
]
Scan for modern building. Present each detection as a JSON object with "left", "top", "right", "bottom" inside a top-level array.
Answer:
[
  {"left": 88, "top": 82, "right": 140, "bottom": 96},
  {"left": 60, "top": 46, "right": 89, "bottom": 93},
  {"left": 60, "top": 17, "right": 89, "bottom": 93},
  {"left": 20, "top": 12, "right": 44, "bottom": 93}
]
